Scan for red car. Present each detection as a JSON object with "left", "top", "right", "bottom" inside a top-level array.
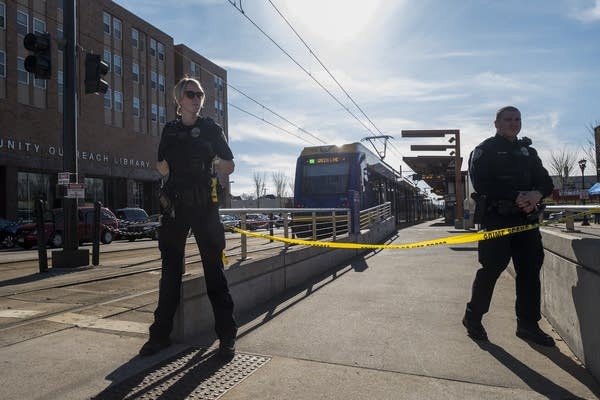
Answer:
[{"left": 16, "top": 206, "right": 119, "bottom": 249}]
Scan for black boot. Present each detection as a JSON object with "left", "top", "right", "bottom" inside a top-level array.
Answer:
[
  {"left": 139, "top": 337, "right": 172, "bottom": 356},
  {"left": 516, "top": 321, "right": 555, "bottom": 347},
  {"left": 218, "top": 336, "right": 236, "bottom": 359},
  {"left": 462, "top": 313, "right": 488, "bottom": 341}
]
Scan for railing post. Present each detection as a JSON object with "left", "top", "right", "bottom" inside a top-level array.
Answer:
[
  {"left": 35, "top": 199, "right": 48, "bottom": 273},
  {"left": 269, "top": 212, "right": 274, "bottom": 243},
  {"left": 565, "top": 216, "right": 575, "bottom": 232},
  {"left": 240, "top": 213, "right": 247, "bottom": 260},
  {"left": 283, "top": 212, "right": 289, "bottom": 250},
  {"left": 332, "top": 211, "right": 337, "bottom": 240},
  {"left": 347, "top": 210, "right": 352, "bottom": 235},
  {"left": 312, "top": 211, "right": 317, "bottom": 241},
  {"left": 92, "top": 201, "right": 101, "bottom": 266}
]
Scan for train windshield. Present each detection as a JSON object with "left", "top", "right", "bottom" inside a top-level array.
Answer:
[{"left": 301, "top": 160, "right": 350, "bottom": 195}]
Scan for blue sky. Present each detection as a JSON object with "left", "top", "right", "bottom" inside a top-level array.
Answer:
[{"left": 115, "top": 0, "right": 600, "bottom": 197}]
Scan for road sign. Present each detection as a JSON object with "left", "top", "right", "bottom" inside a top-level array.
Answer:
[
  {"left": 58, "top": 172, "right": 70, "bottom": 185},
  {"left": 66, "top": 183, "right": 85, "bottom": 199}
]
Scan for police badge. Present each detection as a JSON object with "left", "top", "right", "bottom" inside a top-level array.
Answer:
[{"left": 190, "top": 127, "right": 201, "bottom": 138}]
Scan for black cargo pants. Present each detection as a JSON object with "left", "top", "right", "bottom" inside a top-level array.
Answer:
[
  {"left": 466, "top": 214, "right": 544, "bottom": 322},
  {"left": 149, "top": 203, "right": 237, "bottom": 342}
]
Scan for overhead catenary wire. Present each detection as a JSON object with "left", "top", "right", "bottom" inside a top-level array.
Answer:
[
  {"left": 266, "top": 0, "right": 386, "bottom": 137},
  {"left": 229, "top": 102, "right": 320, "bottom": 145},
  {"left": 227, "top": 0, "right": 378, "bottom": 137},
  {"left": 12, "top": 0, "right": 328, "bottom": 146}
]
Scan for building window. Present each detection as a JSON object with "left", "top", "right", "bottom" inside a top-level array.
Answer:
[
  {"left": 17, "top": 172, "right": 52, "bottom": 221},
  {"left": 33, "top": 18, "right": 45, "bottom": 34},
  {"left": 104, "top": 89, "right": 112, "bottom": 109},
  {"left": 157, "top": 42, "right": 165, "bottom": 61},
  {"left": 58, "top": 70, "right": 63, "bottom": 95},
  {"left": 34, "top": 77, "right": 46, "bottom": 89},
  {"left": 1, "top": 2, "right": 6, "bottom": 29},
  {"left": 214, "top": 99, "right": 218, "bottom": 113},
  {"left": 133, "top": 97, "right": 140, "bottom": 117},
  {"left": 17, "top": 10, "right": 28, "bottom": 36},
  {"left": 133, "top": 182, "right": 143, "bottom": 208},
  {"left": 113, "top": 17, "right": 122, "bottom": 40},
  {"left": 84, "top": 177, "right": 104, "bottom": 204},
  {"left": 57, "top": 26, "right": 63, "bottom": 40},
  {"left": 132, "top": 63, "right": 139, "bottom": 82},
  {"left": 103, "top": 49, "right": 111, "bottom": 71},
  {"left": 158, "top": 74, "right": 165, "bottom": 92},
  {"left": 159, "top": 106, "right": 165, "bottom": 123},
  {"left": 131, "top": 28, "right": 138, "bottom": 48},
  {"left": 113, "top": 54, "right": 122, "bottom": 76},
  {"left": 58, "top": 0, "right": 63, "bottom": 10},
  {"left": 103, "top": 12, "right": 111, "bottom": 34},
  {"left": 114, "top": 91, "right": 123, "bottom": 112},
  {"left": 149, "top": 38, "right": 156, "bottom": 57},
  {"left": 151, "top": 103, "right": 157, "bottom": 121},
  {"left": 17, "top": 57, "right": 28, "bottom": 84},
  {"left": 150, "top": 71, "right": 157, "bottom": 90},
  {"left": 0, "top": 51, "right": 5, "bottom": 77}
]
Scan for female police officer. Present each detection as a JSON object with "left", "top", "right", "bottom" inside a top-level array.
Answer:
[{"left": 139, "top": 77, "right": 237, "bottom": 358}]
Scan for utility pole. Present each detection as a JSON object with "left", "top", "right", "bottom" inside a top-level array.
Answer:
[{"left": 52, "top": 0, "right": 89, "bottom": 267}]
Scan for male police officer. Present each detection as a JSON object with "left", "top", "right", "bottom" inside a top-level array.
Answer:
[{"left": 463, "top": 106, "right": 555, "bottom": 346}]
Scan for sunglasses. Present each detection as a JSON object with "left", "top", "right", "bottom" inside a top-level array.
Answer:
[{"left": 184, "top": 90, "right": 204, "bottom": 100}]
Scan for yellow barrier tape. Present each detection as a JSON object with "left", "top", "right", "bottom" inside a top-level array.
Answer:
[{"left": 225, "top": 208, "right": 600, "bottom": 251}]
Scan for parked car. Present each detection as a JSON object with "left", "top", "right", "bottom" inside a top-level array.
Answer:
[
  {"left": 220, "top": 214, "right": 240, "bottom": 232},
  {"left": 115, "top": 208, "right": 160, "bottom": 241},
  {"left": 244, "top": 213, "right": 270, "bottom": 230},
  {"left": 273, "top": 214, "right": 291, "bottom": 228},
  {"left": 0, "top": 218, "right": 22, "bottom": 249},
  {"left": 16, "top": 206, "right": 119, "bottom": 249}
]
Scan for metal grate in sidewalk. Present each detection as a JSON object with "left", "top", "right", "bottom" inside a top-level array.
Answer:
[{"left": 92, "top": 348, "right": 270, "bottom": 400}]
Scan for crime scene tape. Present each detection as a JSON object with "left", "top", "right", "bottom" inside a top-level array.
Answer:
[{"left": 226, "top": 208, "right": 600, "bottom": 251}]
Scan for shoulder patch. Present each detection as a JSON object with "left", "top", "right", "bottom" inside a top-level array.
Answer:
[{"left": 471, "top": 147, "right": 484, "bottom": 163}]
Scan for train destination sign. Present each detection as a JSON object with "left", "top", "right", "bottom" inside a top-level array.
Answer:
[{"left": 306, "top": 156, "right": 347, "bottom": 165}]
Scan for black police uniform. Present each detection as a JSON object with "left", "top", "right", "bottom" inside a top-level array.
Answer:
[
  {"left": 148, "top": 116, "right": 237, "bottom": 345},
  {"left": 466, "top": 133, "right": 553, "bottom": 324}
]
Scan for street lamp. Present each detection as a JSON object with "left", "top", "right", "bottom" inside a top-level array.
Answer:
[{"left": 578, "top": 159, "right": 590, "bottom": 226}]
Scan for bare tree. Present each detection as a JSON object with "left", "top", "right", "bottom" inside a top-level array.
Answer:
[
  {"left": 253, "top": 172, "right": 266, "bottom": 207},
  {"left": 272, "top": 171, "right": 289, "bottom": 207},
  {"left": 549, "top": 148, "right": 578, "bottom": 189}
]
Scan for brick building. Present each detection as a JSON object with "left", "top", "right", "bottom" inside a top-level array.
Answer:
[{"left": 0, "top": 0, "right": 229, "bottom": 220}]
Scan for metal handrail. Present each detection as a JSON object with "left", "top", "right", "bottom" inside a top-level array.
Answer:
[
  {"left": 544, "top": 204, "right": 600, "bottom": 232},
  {"left": 219, "top": 205, "right": 395, "bottom": 260}
]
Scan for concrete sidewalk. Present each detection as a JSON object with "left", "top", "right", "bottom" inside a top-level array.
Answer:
[{"left": 1, "top": 220, "right": 599, "bottom": 399}]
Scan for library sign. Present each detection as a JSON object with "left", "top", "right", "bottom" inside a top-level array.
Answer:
[{"left": 0, "top": 136, "right": 152, "bottom": 169}]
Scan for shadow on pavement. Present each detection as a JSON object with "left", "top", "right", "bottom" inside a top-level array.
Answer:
[
  {"left": 234, "top": 257, "right": 361, "bottom": 341},
  {"left": 0, "top": 267, "right": 89, "bottom": 288},
  {"left": 93, "top": 347, "right": 219, "bottom": 399},
  {"left": 475, "top": 340, "right": 588, "bottom": 399},
  {"left": 524, "top": 341, "right": 600, "bottom": 398}
]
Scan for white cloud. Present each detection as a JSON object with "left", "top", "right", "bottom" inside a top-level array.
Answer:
[{"left": 571, "top": 0, "right": 600, "bottom": 22}]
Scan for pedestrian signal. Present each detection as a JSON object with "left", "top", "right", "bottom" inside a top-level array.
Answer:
[
  {"left": 23, "top": 33, "right": 52, "bottom": 79},
  {"left": 84, "top": 53, "right": 109, "bottom": 94}
]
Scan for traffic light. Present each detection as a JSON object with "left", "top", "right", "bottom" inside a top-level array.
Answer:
[
  {"left": 84, "top": 53, "right": 109, "bottom": 94},
  {"left": 23, "top": 33, "right": 52, "bottom": 79}
]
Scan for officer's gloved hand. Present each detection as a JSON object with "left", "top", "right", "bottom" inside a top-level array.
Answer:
[{"left": 516, "top": 191, "right": 543, "bottom": 214}]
